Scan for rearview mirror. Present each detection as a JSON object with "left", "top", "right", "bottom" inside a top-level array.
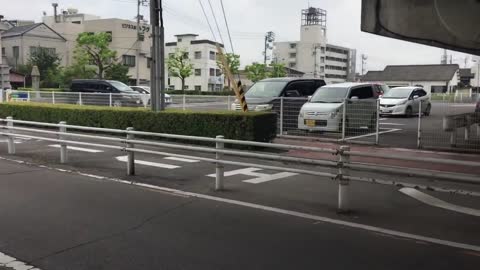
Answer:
[
  {"left": 307, "top": 96, "right": 312, "bottom": 102},
  {"left": 350, "top": 96, "right": 359, "bottom": 101},
  {"left": 413, "top": 95, "right": 419, "bottom": 99}
]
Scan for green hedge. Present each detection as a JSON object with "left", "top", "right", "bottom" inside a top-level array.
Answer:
[{"left": 0, "top": 103, "right": 277, "bottom": 142}]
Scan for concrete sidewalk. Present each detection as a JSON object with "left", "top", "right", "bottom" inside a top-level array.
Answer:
[
  {"left": 0, "top": 159, "right": 479, "bottom": 270},
  {"left": 276, "top": 138, "right": 480, "bottom": 175}
]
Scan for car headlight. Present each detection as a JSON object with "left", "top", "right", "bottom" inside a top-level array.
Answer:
[
  {"left": 254, "top": 104, "right": 273, "bottom": 111},
  {"left": 397, "top": 100, "right": 407, "bottom": 105},
  {"left": 299, "top": 110, "right": 305, "bottom": 118},
  {"left": 329, "top": 108, "right": 341, "bottom": 119}
]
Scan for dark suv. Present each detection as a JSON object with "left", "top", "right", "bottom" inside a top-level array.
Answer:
[
  {"left": 233, "top": 78, "right": 326, "bottom": 130},
  {"left": 69, "top": 79, "right": 141, "bottom": 106}
]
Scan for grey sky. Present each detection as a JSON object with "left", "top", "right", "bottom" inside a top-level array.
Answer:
[{"left": 1, "top": 0, "right": 475, "bottom": 71}]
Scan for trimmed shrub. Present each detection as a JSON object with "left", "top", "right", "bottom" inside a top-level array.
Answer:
[{"left": 0, "top": 103, "right": 277, "bottom": 142}]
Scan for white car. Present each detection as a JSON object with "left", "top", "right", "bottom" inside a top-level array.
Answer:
[
  {"left": 298, "top": 83, "right": 379, "bottom": 132},
  {"left": 380, "top": 87, "right": 431, "bottom": 117},
  {"left": 130, "top": 86, "right": 172, "bottom": 105}
]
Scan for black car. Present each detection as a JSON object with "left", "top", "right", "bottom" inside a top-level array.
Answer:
[
  {"left": 233, "top": 78, "right": 326, "bottom": 130},
  {"left": 68, "top": 79, "right": 141, "bottom": 107}
]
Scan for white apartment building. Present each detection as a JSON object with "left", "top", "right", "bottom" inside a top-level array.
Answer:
[
  {"left": 273, "top": 7, "right": 356, "bottom": 84},
  {"left": 165, "top": 34, "right": 224, "bottom": 92},
  {"left": 43, "top": 8, "right": 152, "bottom": 85},
  {"left": 0, "top": 21, "right": 11, "bottom": 89}
]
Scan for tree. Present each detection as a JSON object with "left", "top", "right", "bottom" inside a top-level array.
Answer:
[
  {"left": 27, "top": 46, "right": 61, "bottom": 87},
  {"left": 56, "top": 63, "right": 96, "bottom": 88},
  {"left": 245, "top": 63, "right": 267, "bottom": 83},
  {"left": 105, "top": 63, "right": 130, "bottom": 84},
  {"left": 217, "top": 53, "right": 240, "bottom": 89},
  {"left": 268, "top": 63, "right": 287, "bottom": 78},
  {"left": 75, "top": 32, "right": 116, "bottom": 79},
  {"left": 167, "top": 48, "right": 193, "bottom": 92}
]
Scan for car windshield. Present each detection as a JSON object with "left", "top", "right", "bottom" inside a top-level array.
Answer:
[
  {"left": 382, "top": 88, "right": 412, "bottom": 99},
  {"left": 108, "top": 81, "right": 135, "bottom": 93},
  {"left": 245, "top": 81, "right": 288, "bottom": 98},
  {"left": 132, "top": 87, "right": 150, "bottom": 94},
  {"left": 310, "top": 87, "right": 349, "bottom": 103},
  {"left": 380, "top": 85, "right": 390, "bottom": 94}
]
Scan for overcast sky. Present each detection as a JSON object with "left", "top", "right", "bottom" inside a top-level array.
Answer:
[{"left": 1, "top": 0, "right": 476, "bottom": 72}]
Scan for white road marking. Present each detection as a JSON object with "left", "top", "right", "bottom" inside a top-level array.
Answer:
[
  {"left": 399, "top": 188, "right": 480, "bottom": 217},
  {"left": 207, "top": 167, "right": 298, "bottom": 184},
  {"left": 344, "top": 128, "right": 402, "bottom": 141},
  {"left": 164, "top": 156, "right": 200, "bottom": 163},
  {"left": 49, "top": 144, "right": 104, "bottom": 153},
  {"left": 450, "top": 104, "right": 475, "bottom": 107},
  {"left": 379, "top": 118, "right": 387, "bottom": 121},
  {"left": 0, "top": 251, "right": 38, "bottom": 269},
  {"left": 380, "top": 123, "right": 405, "bottom": 126},
  {"left": 0, "top": 155, "right": 479, "bottom": 253},
  {"left": 116, "top": 156, "right": 179, "bottom": 169}
]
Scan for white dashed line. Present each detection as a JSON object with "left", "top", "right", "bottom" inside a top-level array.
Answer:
[
  {"left": 115, "top": 156, "right": 180, "bottom": 169},
  {"left": 207, "top": 167, "right": 298, "bottom": 184},
  {"left": 0, "top": 251, "right": 39, "bottom": 269},
  {"left": 380, "top": 123, "right": 405, "bottom": 126},
  {"left": 400, "top": 188, "right": 480, "bottom": 217},
  {"left": 164, "top": 157, "right": 200, "bottom": 163},
  {"left": 49, "top": 144, "right": 104, "bottom": 153}
]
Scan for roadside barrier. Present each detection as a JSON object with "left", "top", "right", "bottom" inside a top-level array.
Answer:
[{"left": 1, "top": 117, "right": 479, "bottom": 213}]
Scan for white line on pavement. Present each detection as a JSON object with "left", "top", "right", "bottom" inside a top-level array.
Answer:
[
  {"left": 380, "top": 123, "right": 405, "bottom": 126},
  {"left": 0, "top": 251, "right": 39, "bottom": 269},
  {"left": 1, "top": 155, "right": 480, "bottom": 253},
  {"left": 207, "top": 167, "right": 298, "bottom": 184},
  {"left": 116, "top": 156, "right": 180, "bottom": 169},
  {"left": 399, "top": 188, "right": 480, "bottom": 217},
  {"left": 49, "top": 144, "right": 104, "bottom": 153},
  {"left": 344, "top": 128, "right": 402, "bottom": 141},
  {"left": 164, "top": 157, "right": 200, "bottom": 163}
]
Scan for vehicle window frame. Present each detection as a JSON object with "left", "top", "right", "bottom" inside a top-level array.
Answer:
[
  {"left": 283, "top": 80, "right": 316, "bottom": 97},
  {"left": 349, "top": 85, "right": 375, "bottom": 99}
]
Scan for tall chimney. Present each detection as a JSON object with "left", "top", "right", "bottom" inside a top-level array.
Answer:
[{"left": 52, "top": 3, "right": 59, "bottom": 23}]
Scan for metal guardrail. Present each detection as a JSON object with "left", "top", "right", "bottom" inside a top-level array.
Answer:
[{"left": 1, "top": 117, "right": 479, "bottom": 213}]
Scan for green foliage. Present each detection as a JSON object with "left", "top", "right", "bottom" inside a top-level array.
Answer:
[
  {"left": 104, "top": 63, "right": 130, "bottom": 84},
  {"left": 268, "top": 63, "right": 287, "bottom": 78},
  {"left": 0, "top": 103, "right": 277, "bottom": 142},
  {"left": 167, "top": 48, "right": 194, "bottom": 91},
  {"left": 245, "top": 63, "right": 267, "bottom": 83},
  {"left": 56, "top": 63, "right": 97, "bottom": 88},
  {"left": 217, "top": 53, "right": 240, "bottom": 90},
  {"left": 75, "top": 32, "right": 117, "bottom": 79}
]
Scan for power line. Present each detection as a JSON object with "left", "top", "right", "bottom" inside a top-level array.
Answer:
[
  {"left": 198, "top": 0, "right": 217, "bottom": 42},
  {"left": 207, "top": 0, "right": 224, "bottom": 45},
  {"left": 220, "top": 0, "right": 235, "bottom": 55}
]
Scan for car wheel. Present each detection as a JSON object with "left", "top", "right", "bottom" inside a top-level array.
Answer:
[
  {"left": 424, "top": 104, "right": 431, "bottom": 116},
  {"left": 405, "top": 106, "right": 413, "bottom": 118}
]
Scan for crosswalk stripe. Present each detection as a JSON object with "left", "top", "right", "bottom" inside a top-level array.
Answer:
[{"left": 116, "top": 156, "right": 179, "bottom": 169}]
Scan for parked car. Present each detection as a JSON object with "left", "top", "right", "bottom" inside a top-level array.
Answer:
[
  {"left": 379, "top": 87, "right": 431, "bottom": 117},
  {"left": 373, "top": 83, "right": 390, "bottom": 97},
  {"left": 130, "top": 86, "right": 172, "bottom": 105},
  {"left": 476, "top": 96, "right": 480, "bottom": 113},
  {"left": 69, "top": 79, "right": 141, "bottom": 106},
  {"left": 298, "top": 83, "right": 379, "bottom": 132},
  {"left": 231, "top": 78, "right": 326, "bottom": 130}
]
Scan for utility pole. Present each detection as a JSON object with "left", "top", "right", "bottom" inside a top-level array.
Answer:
[
  {"left": 361, "top": 54, "right": 368, "bottom": 76},
  {"left": 136, "top": 0, "right": 141, "bottom": 86},
  {"left": 150, "top": 0, "right": 165, "bottom": 111}
]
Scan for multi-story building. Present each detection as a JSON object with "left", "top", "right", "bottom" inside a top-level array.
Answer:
[
  {"left": 273, "top": 7, "right": 356, "bottom": 84},
  {"left": 165, "top": 34, "right": 224, "bottom": 92},
  {"left": 0, "top": 19, "right": 11, "bottom": 89},
  {"left": 43, "top": 8, "right": 152, "bottom": 85}
]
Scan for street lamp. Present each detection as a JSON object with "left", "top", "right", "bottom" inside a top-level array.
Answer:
[{"left": 473, "top": 60, "right": 480, "bottom": 93}]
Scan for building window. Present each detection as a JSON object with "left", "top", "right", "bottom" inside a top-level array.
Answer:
[
  {"left": 178, "top": 38, "right": 183, "bottom": 42},
  {"left": 320, "top": 57, "right": 325, "bottom": 63},
  {"left": 216, "top": 69, "right": 222, "bottom": 76},
  {"left": 195, "top": 85, "right": 201, "bottom": 91},
  {"left": 320, "top": 47, "right": 325, "bottom": 53},
  {"left": 184, "top": 85, "right": 189, "bottom": 90},
  {"left": 209, "top": 68, "right": 215, "bottom": 76},
  {"left": 147, "top": 58, "right": 151, "bottom": 68},
  {"left": 290, "top": 43, "right": 296, "bottom": 49},
  {"left": 290, "top": 53, "right": 296, "bottom": 58},
  {"left": 168, "top": 85, "right": 175, "bottom": 90},
  {"left": 122, "top": 55, "right": 136, "bottom": 67},
  {"left": 194, "top": 51, "right": 202, "bottom": 59},
  {"left": 289, "top": 62, "right": 296, "bottom": 68},
  {"left": 195, "top": 69, "right": 201, "bottom": 76},
  {"left": 320, "top": 66, "right": 325, "bottom": 73},
  {"left": 1, "top": 47, "right": 5, "bottom": 56},
  {"left": 209, "top": 51, "right": 216, "bottom": 60},
  {"left": 30, "top": 47, "right": 56, "bottom": 56},
  {"left": 13, "top": 46, "right": 19, "bottom": 59}
]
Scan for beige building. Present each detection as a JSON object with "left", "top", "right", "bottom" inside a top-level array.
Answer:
[
  {"left": 0, "top": 22, "right": 11, "bottom": 89},
  {"left": 165, "top": 34, "right": 225, "bottom": 92},
  {"left": 44, "top": 9, "right": 152, "bottom": 85}
]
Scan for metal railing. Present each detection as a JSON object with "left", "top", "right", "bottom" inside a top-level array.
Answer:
[{"left": 1, "top": 117, "right": 479, "bottom": 213}]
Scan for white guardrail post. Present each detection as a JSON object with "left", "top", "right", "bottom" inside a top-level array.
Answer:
[
  {"left": 279, "top": 97, "right": 284, "bottom": 136},
  {"left": 6, "top": 116, "right": 15, "bottom": 154},
  {"left": 227, "top": 95, "right": 231, "bottom": 111},
  {"left": 342, "top": 99, "right": 347, "bottom": 141},
  {"left": 126, "top": 127, "right": 135, "bottom": 175},
  {"left": 215, "top": 135, "right": 225, "bottom": 191},
  {"left": 375, "top": 99, "right": 380, "bottom": 145},
  {"left": 417, "top": 101, "right": 422, "bottom": 148},
  {"left": 59, "top": 121, "right": 68, "bottom": 163},
  {"left": 109, "top": 93, "right": 113, "bottom": 107},
  {"left": 182, "top": 94, "right": 186, "bottom": 111},
  {"left": 337, "top": 145, "right": 350, "bottom": 212},
  {"left": 52, "top": 91, "right": 56, "bottom": 104},
  {"left": 79, "top": 92, "right": 83, "bottom": 106}
]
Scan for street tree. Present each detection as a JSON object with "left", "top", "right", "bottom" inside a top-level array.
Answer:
[
  {"left": 217, "top": 53, "right": 240, "bottom": 89},
  {"left": 268, "top": 63, "right": 287, "bottom": 78},
  {"left": 105, "top": 63, "right": 131, "bottom": 84},
  {"left": 27, "top": 46, "right": 62, "bottom": 87},
  {"left": 167, "top": 48, "right": 193, "bottom": 92},
  {"left": 245, "top": 63, "right": 267, "bottom": 83},
  {"left": 75, "top": 32, "right": 116, "bottom": 79}
]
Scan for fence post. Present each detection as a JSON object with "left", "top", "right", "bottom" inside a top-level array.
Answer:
[
  {"left": 227, "top": 95, "right": 231, "bottom": 111},
  {"left": 279, "top": 97, "right": 284, "bottom": 136},
  {"left": 375, "top": 99, "right": 380, "bottom": 145},
  {"left": 182, "top": 94, "right": 186, "bottom": 111},
  {"left": 59, "top": 121, "right": 67, "bottom": 163},
  {"left": 79, "top": 92, "right": 83, "bottom": 106},
  {"left": 341, "top": 99, "right": 347, "bottom": 141},
  {"left": 215, "top": 135, "right": 225, "bottom": 191},
  {"left": 6, "top": 116, "right": 15, "bottom": 154},
  {"left": 464, "top": 127, "right": 470, "bottom": 141},
  {"left": 126, "top": 127, "right": 135, "bottom": 176},
  {"left": 417, "top": 101, "right": 422, "bottom": 148},
  {"left": 109, "top": 93, "right": 113, "bottom": 107},
  {"left": 337, "top": 145, "right": 350, "bottom": 212},
  {"left": 27, "top": 92, "right": 30, "bottom": 102},
  {"left": 52, "top": 91, "right": 56, "bottom": 104}
]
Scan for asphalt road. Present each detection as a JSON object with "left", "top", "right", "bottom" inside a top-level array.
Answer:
[{"left": 0, "top": 131, "right": 479, "bottom": 270}]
